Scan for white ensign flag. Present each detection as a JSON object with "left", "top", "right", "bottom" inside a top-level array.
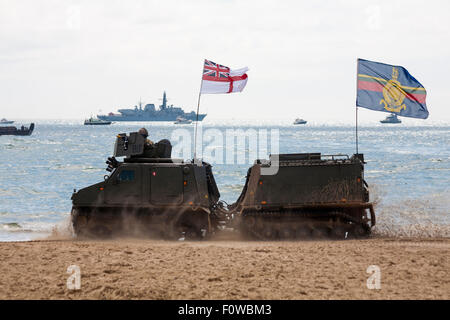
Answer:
[{"left": 200, "top": 59, "right": 248, "bottom": 94}]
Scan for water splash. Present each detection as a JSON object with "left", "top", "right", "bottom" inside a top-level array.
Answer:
[{"left": 372, "top": 193, "right": 450, "bottom": 238}]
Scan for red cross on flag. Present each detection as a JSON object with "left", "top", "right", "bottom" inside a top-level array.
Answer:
[{"left": 200, "top": 59, "right": 249, "bottom": 94}]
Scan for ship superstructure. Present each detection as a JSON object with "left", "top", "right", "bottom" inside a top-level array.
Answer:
[{"left": 98, "top": 92, "right": 206, "bottom": 122}]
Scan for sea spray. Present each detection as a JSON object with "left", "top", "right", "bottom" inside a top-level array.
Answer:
[{"left": 372, "top": 193, "right": 450, "bottom": 238}]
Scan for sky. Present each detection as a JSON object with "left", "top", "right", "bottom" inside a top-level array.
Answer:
[{"left": 1, "top": 0, "right": 450, "bottom": 124}]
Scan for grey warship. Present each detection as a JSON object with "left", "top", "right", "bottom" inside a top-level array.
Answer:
[{"left": 98, "top": 91, "right": 206, "bottom": 122}]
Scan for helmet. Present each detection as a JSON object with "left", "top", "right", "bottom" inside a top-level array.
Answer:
[{"left": 138, "top": 128, "right": 148, "bottom": 137}]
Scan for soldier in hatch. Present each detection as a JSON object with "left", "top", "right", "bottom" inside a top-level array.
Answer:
[
  {"left": 137, "top": 127, "right": 172, "bottom": 158},
  {"left": 138, "top": 127, "right": 155, "bottom": 157}
]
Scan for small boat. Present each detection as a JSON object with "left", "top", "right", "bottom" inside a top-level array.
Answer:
[
  {"left": 380, "top": 113, "right": 401, "bottom": 124},
  {"left": 293, "top": 118, "right": 307, "bottom": 125},
  {"left": 174, "top": 116, "right": 192, "bottom": 124},
  {"left": 0, "top": 123, "right": 34, "bottom": 136},
  {"left": 0, "top": 118, "right": 14, "bottom": 124},
  {"left": 84, "top": 117, "right": 111, "bottom": 125}
]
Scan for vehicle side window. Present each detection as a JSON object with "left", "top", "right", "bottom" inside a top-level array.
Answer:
[{"left": 117, "top": 169, "right": 135, "bottom": 182}]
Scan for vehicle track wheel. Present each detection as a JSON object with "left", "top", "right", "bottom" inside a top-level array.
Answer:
[
  {"left": 262, "top": 225, "right": 276, "bottom": 240},
  {"left": 89, "top": 225, "right": 112, "bottom": 239},
  {"left": 279, "top": 227, "right": 295, "bottom": 239},
  {"left": 244, "top": 216, "right": 256, "bottom": 228},
  {"left": 353, "top": 225, "right": 369, "bottom": 238},
  {"left": 185, "top": 228, "right": 202, "bottom": 240},
  {"left": 331, "top": 226, "right": 347, "bottom": 240},
  {"left": 311, "top": 227, "right": 328, "bottom": 239},
  {"left": 295, "top": 226, "right": 311, "bottom": 239}
]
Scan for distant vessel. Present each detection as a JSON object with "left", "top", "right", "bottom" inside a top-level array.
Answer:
[
  {"left": 0, "top": 123, "right": 34, "bottom": 136},
  {"left": 174, "top": 116, "right": 192, "bottom": 124},
  {"left": 98, "top": 91, "right": 206, "bottom": 122},
  {"left": 0, "top": 118, "right": 14, "bottom": 124},
  {"left": 84, "top": 117, "right": 111, "bottom": 125},
  {"left": 293, "top": 118, "right": 307, "bottom": 125},
  {"left": 380, "top": 113, "right": 401, "bottom": 124}
]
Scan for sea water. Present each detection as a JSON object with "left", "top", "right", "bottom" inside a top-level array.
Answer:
[{"left": 0, "top": 120, "right": 448, "bottom": 241}]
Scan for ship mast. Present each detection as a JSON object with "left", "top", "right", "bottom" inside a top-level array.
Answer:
[{"left": 161, "top": 91, "right": 167, "bottom": 109}]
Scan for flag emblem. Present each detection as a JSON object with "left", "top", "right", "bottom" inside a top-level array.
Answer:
[
  {"left": 203, "top": 60, "right": 230, "bottom": 81},
  {"left": 356, "top": 59, "right": 428, "bottom": 119},
  {"left": 380, "top": 67, "right": 406, "bottom": 113}
]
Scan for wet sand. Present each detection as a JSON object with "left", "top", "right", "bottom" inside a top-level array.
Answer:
[{"left": 0, "top": 237, "right": 448, "bottom": 299}]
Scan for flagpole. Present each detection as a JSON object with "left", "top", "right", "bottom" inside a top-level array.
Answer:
[
  {"left": 356, "top": 106, "right": 359, "bottom": 154},
  {"left": 355, "top": 58, "right": 359, "bottom": 155},
  {"left": 193, "top": 60, "right": 205, "bottom": 160}
]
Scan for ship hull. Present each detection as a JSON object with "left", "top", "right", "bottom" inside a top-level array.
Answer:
[
  {"left": 97, "top": 114, "right": 207, "bottom": 122},
  {"left": 84, "top": 121, "right": 112, "bottom": 125},
  {"left": 0, "top": 123, "right": 34, "bottom": 136}
]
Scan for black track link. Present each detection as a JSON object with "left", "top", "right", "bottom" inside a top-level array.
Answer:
[{"left": 241, "top": 210, "right": 371, "bottom": 240}]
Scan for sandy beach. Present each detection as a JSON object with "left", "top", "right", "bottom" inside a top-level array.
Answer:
[{"left": 0, "top": 236, "right": 448, "bottom": 300}]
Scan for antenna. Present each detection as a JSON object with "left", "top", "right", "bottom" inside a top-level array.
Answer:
[{"left": 159, "top": 91, "right": 168, "bottom": 109}]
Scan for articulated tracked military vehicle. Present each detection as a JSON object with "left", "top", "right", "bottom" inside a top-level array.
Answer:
[
  {"left": 71, "top": 131, "right": 375, "bottom": 240},
  {"left": 71, "top": 132, "right": 220, "bottom": 239},
  {"left": 226, "top": 153, "right": 375, "bottom": 239}
]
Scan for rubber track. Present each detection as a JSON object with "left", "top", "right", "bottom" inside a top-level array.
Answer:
[{"left": 241, "top": 210, "right": 371, "bottom": 240}]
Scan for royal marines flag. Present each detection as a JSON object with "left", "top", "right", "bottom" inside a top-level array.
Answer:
[
  {"left": 200, "top": 59, "right": 248, "bottom": 94},
  {"left": 356, "top": 59, "right": 429, "bottom": 119}
]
